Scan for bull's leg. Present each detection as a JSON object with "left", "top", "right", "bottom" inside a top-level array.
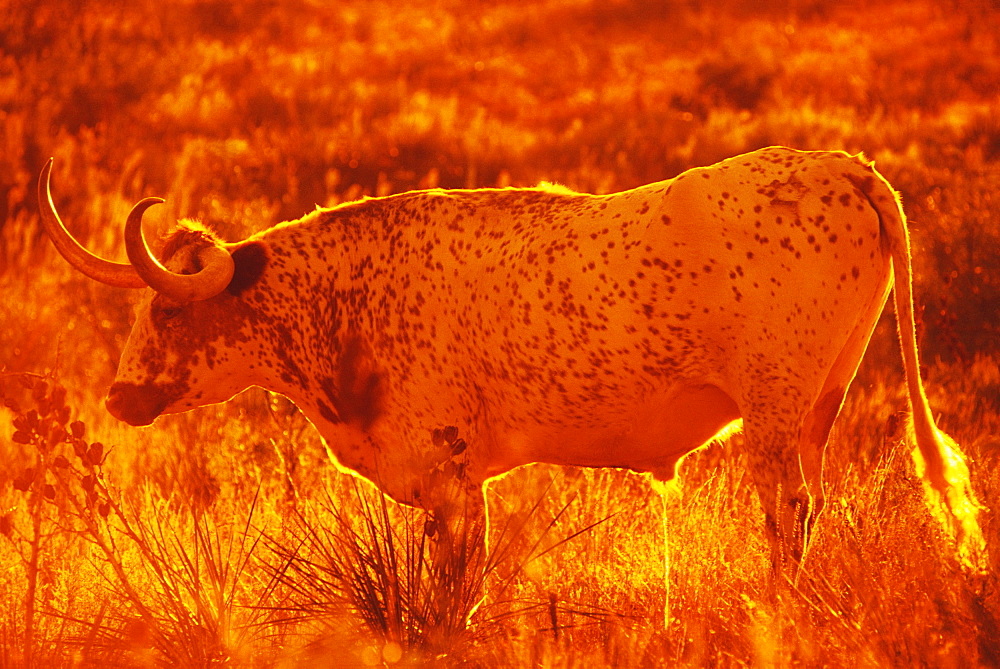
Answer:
[
  {"left": 741, "top": 417, "right": 817, "bottom": 588},
  {"left": 477, "top": 479, "right": 545, "bottom": 611},
  {"left": 796, "top": 433, "right": 827, "bottom": 570},
  {"left": 479, "top": 481, "right": 517, "bottom": 589},
  {"left": 475, "top": 480, "right": 526, "bottom": 622},
  {"left": 794, "top": 385, "right": 853, "bottom": 563},
  {"left": 790, "top": 387, "right": 858, "bottom": 574},
  {"left": 645, "top": 476, "right": 676, "bottom": 629},
  {"left": 424, "top": 481, "right": 489, "bottom": 629},
  {"left": 428, "top": 475, "right": 486, "bottom": 560},
  {"left": 660, "top": 483, "right": 672, "bottom": 629}
]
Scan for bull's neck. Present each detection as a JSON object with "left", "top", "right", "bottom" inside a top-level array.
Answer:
[{"left": 246, "top": 203, "right": 393, "bottom": 429}]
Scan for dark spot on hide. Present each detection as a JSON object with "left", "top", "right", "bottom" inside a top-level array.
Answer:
[
  {"left": 319, "top": 336, "right": 384, "bottom": 430},
  {"left": 228, "top": 242, "right": 269, "bottom": 296}
]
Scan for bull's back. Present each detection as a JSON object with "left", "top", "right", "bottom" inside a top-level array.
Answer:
[{"left": 448, "top": 149, "right": 888, "bottom": 406}]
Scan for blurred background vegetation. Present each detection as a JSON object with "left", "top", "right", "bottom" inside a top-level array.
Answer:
[
  {"left": 2, "top": 0, "right": 998, "bottom": 367},
  {"left": 0, "top": 0, "right": 998, "bottom": 665}
]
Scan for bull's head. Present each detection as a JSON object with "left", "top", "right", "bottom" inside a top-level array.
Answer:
[{"left": 39, "top": 160, "right": 267, "bottom": 426}]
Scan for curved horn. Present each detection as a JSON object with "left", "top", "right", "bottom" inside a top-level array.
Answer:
[
  {"left": 37, "top": 158, "right": 147, "bottom": 289},
  {"left": 124, "top": 199, "right": 235, "bottom": 303}
]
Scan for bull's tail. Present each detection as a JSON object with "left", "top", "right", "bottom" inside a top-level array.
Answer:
[{"left": 849, "top": 160, "right": 987, "bottom": 573}]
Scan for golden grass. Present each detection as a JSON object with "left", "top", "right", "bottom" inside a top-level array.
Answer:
[{"left": 2, "top": 0, "right": 999, "bottom": 665}]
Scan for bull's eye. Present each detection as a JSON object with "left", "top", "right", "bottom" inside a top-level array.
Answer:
[{"left": 160, "top": 306, "right": 182, "bottom": 321}]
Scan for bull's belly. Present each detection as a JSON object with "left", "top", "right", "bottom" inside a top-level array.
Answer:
[{"left": 495, "top": 381, "right": 741, "bottom": 481}]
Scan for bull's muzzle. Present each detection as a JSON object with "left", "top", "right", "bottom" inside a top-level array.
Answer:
[{"left": 106, "top": 382, "right": 168, "bottom": 426}]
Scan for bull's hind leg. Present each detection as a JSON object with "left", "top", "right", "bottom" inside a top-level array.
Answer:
[
  {"left": 743, "top": 277, "right": 890, "bottom": 585},
  {"left": 743, "top": 354, "right": 871, "bottom": 584},
  {"left": 742, "top": 411, "right": 818, "bottom": 585},
  {"left": 740, "top": 397, "right": 840, "bottom": 585}
]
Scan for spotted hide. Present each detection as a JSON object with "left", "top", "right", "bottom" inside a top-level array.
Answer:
[{"left": 40, "top": 146, "right": 985, "bottom": 589}]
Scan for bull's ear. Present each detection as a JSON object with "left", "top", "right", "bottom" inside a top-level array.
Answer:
[{"left": 227, "top": 241, "right": 268, "bottom": 296}]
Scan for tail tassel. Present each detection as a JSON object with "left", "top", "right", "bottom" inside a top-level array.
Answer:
[{"left": 909, "top": 420, "right": 989, "bottom": 574}]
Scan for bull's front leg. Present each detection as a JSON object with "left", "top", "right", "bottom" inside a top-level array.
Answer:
[{"left": 418, "top": 428, "right": 491, "bottom": 628}]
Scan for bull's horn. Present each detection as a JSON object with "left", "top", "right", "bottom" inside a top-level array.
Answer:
[
  {"left": 37, "top": 158, "right": 147, "bottom": 289},
  {"left": 124, "top": 198, "right": 235, "bottom": 302}
]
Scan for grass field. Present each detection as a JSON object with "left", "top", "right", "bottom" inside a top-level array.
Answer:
[{"left": 2, "top": 0, "right": 1000, "bottom": 665}]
